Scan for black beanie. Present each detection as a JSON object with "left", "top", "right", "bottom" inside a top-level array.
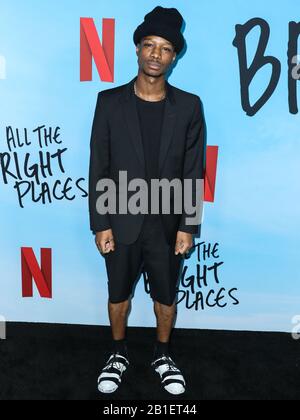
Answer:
[{"left": 133, "top": 6, "right": 185, "bottom": 54}]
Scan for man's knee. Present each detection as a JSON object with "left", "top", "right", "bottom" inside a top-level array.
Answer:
[
  {"left": 154, "top": 300, "right": 176, "bottom": 317},
  {"left": 108, "top": 298, "right": 130, "bottom": 315}
]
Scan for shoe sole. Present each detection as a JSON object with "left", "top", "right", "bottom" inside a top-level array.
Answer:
[
  {"left": 98, "top": 385, "right": 119, "bottom": 394},
  {"left": 164, "top": 386, "right": 185, "bottom": 395}
]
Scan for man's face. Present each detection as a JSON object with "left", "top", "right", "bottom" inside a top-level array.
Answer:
[{"left": 136, "top": 35, "right": 177, "bottom": 77}]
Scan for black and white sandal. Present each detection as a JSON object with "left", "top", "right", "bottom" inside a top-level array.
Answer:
[
  {"left": 151, "top": 355, "right": 186, "bottom": 395},
  {"left": 97, "top": 352, "right": 129, "bottom": 393}
]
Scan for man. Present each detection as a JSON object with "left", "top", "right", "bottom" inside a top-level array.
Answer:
[{"left": 89, "top": 6, "right": 205, "bottom": 395}]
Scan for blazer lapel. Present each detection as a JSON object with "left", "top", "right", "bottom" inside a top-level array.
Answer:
[
  {"left": 121, "top": 75, "right": 177, "bottom": 177},
  {"left": 158, "top": 83, "right": 177, "bottom": 177}
]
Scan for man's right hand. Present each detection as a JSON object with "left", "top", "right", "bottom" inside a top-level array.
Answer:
[{"left": 95, "top": 229, "right": 115, "bottom": 255}]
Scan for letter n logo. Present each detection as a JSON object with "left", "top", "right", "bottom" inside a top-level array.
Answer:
[
  {"left": 80, "top": 17, "right": 115, "bottom": 82},
  {"left": 21, "top": 247, "right": 52, "bottom": 299},
  {"left": 204, "top": 145, "right": 219, "bottom": 203}
]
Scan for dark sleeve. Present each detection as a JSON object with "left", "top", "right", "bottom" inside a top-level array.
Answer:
[
  {"left": 88, "top": 92, "right": 112, "bottom": 235},
  {"left": 178, "top": 96, "right": 205, "bottom": 234}
]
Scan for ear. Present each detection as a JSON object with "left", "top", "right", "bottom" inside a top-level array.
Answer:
[{"left": 136, "top": 43, "right": 140, "bottom": 56}]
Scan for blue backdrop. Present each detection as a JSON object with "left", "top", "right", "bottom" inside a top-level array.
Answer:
[{"left": 0, "top": 0, "right": 299, "bottom": 332}]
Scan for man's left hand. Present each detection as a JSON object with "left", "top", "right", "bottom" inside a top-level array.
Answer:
[{"left": 175, "top": 231, "right": 193, "bottom": 255}]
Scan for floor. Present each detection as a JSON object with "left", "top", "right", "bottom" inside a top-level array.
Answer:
[{"left": 0, "top": 322, "right": 299, "bottom": 400}]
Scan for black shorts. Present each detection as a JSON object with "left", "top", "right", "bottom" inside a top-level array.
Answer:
[{"left": 103, "top": 214, "right": 184, "bottom": 306}]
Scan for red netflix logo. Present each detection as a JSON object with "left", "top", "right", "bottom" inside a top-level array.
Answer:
[
  {"left": 204, "top": 146, "right": 219, "bottom": 203},
  {"left": 21, "top": 247, "right": 52, "bottom": 299},
  {"left": 80, "top": 17, "right": 115, "bottom": 82}
]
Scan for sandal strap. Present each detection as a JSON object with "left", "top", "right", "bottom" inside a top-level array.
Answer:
[
  {"left": 98, "top": 375, "right": 121, "bottom": 385},
  {"left": 107, "top": 354, "right": 129, "bottom": 366},
  {"left": 102, "top": 366, "right": 124, "bottom": 375},
  {"left": 152, "top": 357, "right": 173, "bottom": 368},
  {"left": 161, "top": 370, "right": 181, "bottom": 380},
  {"left": 163, "top": 378, "right": 186, "bottom": 387}
]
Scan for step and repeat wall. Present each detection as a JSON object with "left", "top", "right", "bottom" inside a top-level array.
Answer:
[{"left": 0, "top": 0, "right": 299, "bottom": 332}]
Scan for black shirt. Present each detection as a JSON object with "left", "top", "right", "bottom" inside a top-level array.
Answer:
[{"left": 135, "top": 93, "right": 166, "bottom": 216}]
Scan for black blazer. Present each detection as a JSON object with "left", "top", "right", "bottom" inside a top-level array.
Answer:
[{"left": 88, "top": 75, "right": 205, "bottom": 245}]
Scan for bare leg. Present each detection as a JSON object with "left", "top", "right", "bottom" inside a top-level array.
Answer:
[
  {"left": 108, "top": 299, "right": 130, "bottom": 340},
  {"left": 154, "top": 301, "right": 176, "bottom": 342}
]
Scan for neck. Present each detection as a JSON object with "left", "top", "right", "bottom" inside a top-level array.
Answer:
[{"left": 135, "top": 73, "right": 166, "bottom": 101}]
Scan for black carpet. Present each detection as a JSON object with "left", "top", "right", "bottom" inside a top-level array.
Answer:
[{"left": 0, "top": 322, "right": 299, "bottom": 400}]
